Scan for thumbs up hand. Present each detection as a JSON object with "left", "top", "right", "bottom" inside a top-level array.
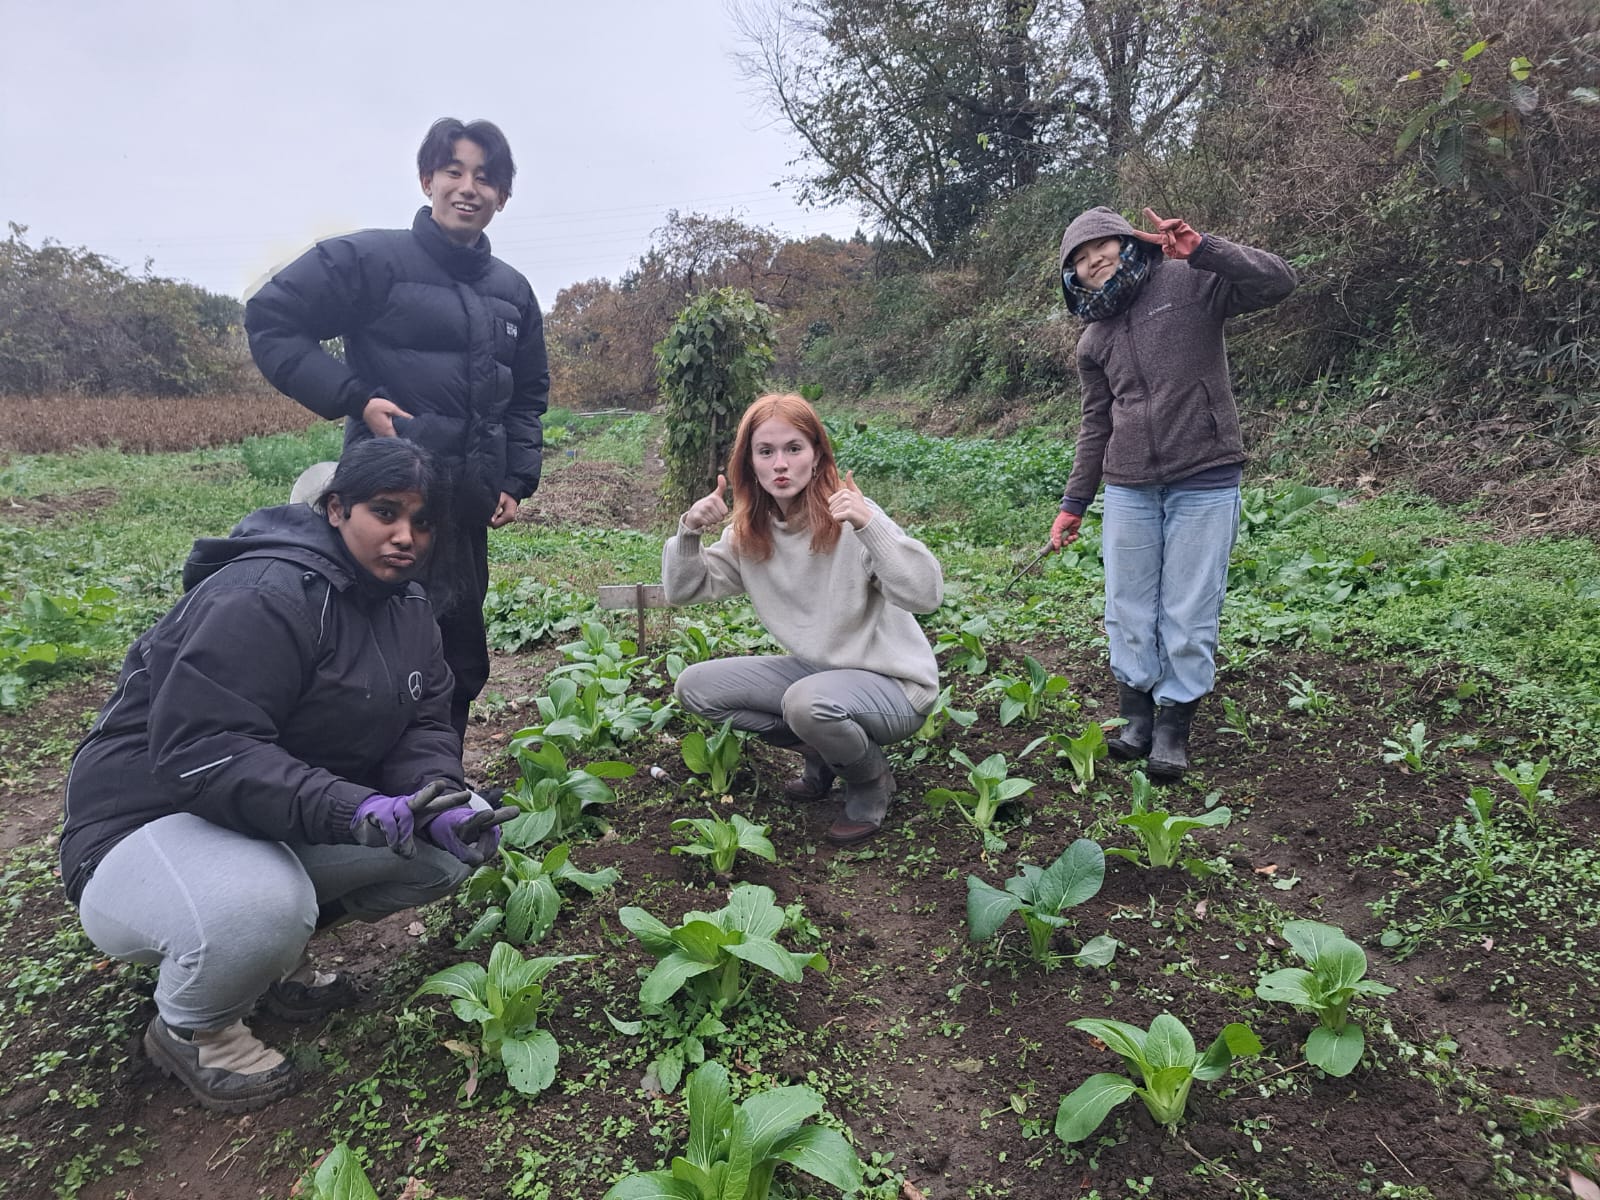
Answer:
[
  {"left": 827, "top": 469, "right": 872, "bottom": 530},
  {"left": 1129, "top": 207, "right": 1202, "bottom": 260},
  {"left": 685, "top": 474, "right": 731, "bottom": 534}
]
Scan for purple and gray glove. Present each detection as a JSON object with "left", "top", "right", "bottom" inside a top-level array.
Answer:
[
  {"left": 418, "top": 792, "right": 519, "bottom": 866},
  {"left": 351, "top": 781, "right": 469, "bottom": 858}
]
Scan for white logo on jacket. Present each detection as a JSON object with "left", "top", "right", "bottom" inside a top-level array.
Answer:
[
  {"left": 408, "top": 671, "right": 423, "bottom": 701},
  {"left": 505, "top": 321, "right": 519, "bottom": 339}
]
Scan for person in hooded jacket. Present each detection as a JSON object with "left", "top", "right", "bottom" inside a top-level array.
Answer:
[
  {"left": 61, "top": 439, "right": 514, "bottom": 1113},
  {"left": 245, "top": 116, "right": 549, "bottom": 739},
  {"left": 1047, "top": 206, "right": 1297, "bottom": 779}
]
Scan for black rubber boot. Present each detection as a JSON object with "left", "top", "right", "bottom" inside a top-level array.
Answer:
[
  {"left": 1147, "top": 700, "right": 1201, "bottom": 782},
  {"left": 826, "top": 744, "right": 897, "bottom": 846},
  {"left": 1107, "top": 683, "right": 1154, "bottom": 761},
  {"left": 783, "top": 746, "right": 837, "bottom": 801}
]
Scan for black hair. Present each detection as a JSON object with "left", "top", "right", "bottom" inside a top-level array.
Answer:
[
  {"left": 417, "top": 117, "right": 516, "bottom": 198},
  {"left": 317, "top": 438, "right": 436, "bottom": 513},
  {"left": 317, "top": 439, "right": 462, "bottom": 607}
]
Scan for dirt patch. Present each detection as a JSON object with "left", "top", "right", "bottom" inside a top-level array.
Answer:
[
  {"left": 2, "top": 639, "right": 1596, "bottom": 1199},
  {"left": 523, "top": 460, "right": 656, "bottom": 529},
  {"left": 0, "top": 487, "right": 120, "bottom": 525},
  {"left": 0, "top": 676, "right": 106, "bottom": 851}
]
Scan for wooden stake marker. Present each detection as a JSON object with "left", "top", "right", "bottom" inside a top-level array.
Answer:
[{"left": 597, "top": 583, "right": 669, "bottom": 648}]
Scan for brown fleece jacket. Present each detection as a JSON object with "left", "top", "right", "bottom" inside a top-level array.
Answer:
[{"left": 1057, "top": 207, "right": 1297, "bottom": 507}]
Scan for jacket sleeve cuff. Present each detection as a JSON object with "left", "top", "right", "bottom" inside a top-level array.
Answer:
[
  {"left": 328, "top": 785, "right": 371, "bottom": 844},
  {"left": 1061, "top": 496, "right": 1090, "bottom": 517}
]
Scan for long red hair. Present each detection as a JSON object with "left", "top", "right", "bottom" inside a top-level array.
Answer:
[{"left": 728, "top": 394, "right": 843, "bottom": 561}]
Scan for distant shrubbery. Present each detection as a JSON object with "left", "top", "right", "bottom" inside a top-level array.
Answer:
[{"left": 0, "top": 224, "right": 250, "bottom": 396}]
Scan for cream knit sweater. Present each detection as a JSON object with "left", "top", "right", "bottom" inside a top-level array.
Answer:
[{"left": 662, "top": 501, "right": 944, "bottom": 710}]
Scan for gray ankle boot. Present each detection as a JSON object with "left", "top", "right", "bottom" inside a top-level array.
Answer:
[
  {"left": 1147, "top": 699, "right": 1201, "bottom": 781},
  {"left": 826, "top": 743, "right": 897, "bottom": 846},
  {"left": 1107, "top": 683, "right": 1154, "bottom": 760},
  {"left": 783, "top": 746, "right": 837, "bottom": 801}
]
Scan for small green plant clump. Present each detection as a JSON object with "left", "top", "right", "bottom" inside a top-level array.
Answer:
[
  {"left": 1108, "top": 770, "right": 1232, "bottom": 874},
  {"left": 602, "top": 1060, "right": 863, "bottom": 1199},
  {"left": 681, "top": 718, "right": 746, "bottom": 796},
  {"left": 965, "top": 838, "right": 1119, "bottom": 968},
  {"left": 458, "top": 843, "right": 620, "bottom": 948},
  {"left": 503, "top": 736, "right": 635, "bottom": 846},
  {"left": 295, "top": 1143, "right": 381, "bottom": 1200},
  {"left": 672, "top": 811, "right": 777, "bottom": 876},
  {"left": 1254, "top": 920, "right": 1395, "bottom": 1077},
  {"left": 924, "top": 748, "right": 1035, "bottom": 853},
  {"left": 981, "top": 654, "right": 1073, "bottom": 725},
  {"left": 410, "top": 943, "right": 591, "bottom": 1098},
  {"left": 1056, "top": 1014, "right": 1261, "bottom": 1142}
]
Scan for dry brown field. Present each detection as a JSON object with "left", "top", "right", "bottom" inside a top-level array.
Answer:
[{"left": 0, "top": 390, "right": 320, "bottom": 454}]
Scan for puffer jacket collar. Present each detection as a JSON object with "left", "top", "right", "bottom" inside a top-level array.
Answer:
[
  {"left": 411, "top": 206, "right": 493, "bottom": 282},
  {"left": 181, "top": 503, "right": 410, "bottom": 605}
]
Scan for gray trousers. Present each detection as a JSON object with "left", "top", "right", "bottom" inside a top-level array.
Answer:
[
  {"left": 77, "top": 812, "right": 467, "bottom": 1031},
  {"left": 674, "top": 656, "right": 926, "bottom": 768}
]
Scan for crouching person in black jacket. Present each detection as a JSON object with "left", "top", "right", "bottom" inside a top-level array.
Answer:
[{"left": 60, "top": 440, "right": 513, "bottom": 1113}]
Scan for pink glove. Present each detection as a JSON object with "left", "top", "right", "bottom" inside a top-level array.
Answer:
[
  {"left": 1130, "top": 208, "right": 1202, "bottom": 260},
  {"left": 1050, "top": 511, "right": 1082, "bottom": 552}
]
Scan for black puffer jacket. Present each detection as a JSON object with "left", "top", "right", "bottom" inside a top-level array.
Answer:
[
  {"left": 60, "top": 505, "right": 461, "bottom": 904},
  {"left": 245, "top": 208, "right": 549, "bottom": 524}
]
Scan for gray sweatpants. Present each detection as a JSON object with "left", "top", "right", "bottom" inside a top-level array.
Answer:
[
  {"left": 77, "top": 812, "right": 467, "bottom": 1031},
  {"left": 674, "top": 655, "right": 927, "bottom": 768}
]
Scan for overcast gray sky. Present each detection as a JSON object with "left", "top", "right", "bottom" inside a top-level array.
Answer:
[{"left": 0, "top": 0, "right": 858, "bottom": 303}]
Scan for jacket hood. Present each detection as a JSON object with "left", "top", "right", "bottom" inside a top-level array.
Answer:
[
  {"left": 1058, "top": 206, "right": 1138, "bottom": 275},
  {"left": 182, "top": 503, "right": 364, "bottom": 593}
]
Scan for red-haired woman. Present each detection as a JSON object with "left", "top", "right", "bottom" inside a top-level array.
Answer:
[{"left": 662, "top": 394, "right": 944, "bottom": 845}]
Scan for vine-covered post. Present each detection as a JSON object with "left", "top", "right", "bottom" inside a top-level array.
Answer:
[{"left": 653, "top": 286, "right": 776, "bottom": 513}]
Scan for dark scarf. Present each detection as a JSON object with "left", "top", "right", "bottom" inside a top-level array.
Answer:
[
  {"left": 1062, "top": 238, "right": 1152, "bottom": 323},
  {"left": 411, "top": 206, "right": 493, "bottom": 282}
]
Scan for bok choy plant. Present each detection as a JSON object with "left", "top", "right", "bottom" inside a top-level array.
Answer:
[
  {"left": 504, "top": 736, "right": 635, "bottom": 846},
  {"left": 1254, "top": 920, "right": 1395, "bottom": 1077},
  {"left": 680, "top": 719, "right": 745, "bottom": 796},
  {"left": 410, "top": 943, "right": 591, "bottom": 1097},
  {"left": 671, "top": 811, "right": 777, "bottom": 876},
  {"left": 457, "top": 843, "right": 620, "bottom": 948},
  {"left": 1108, "top": 770, "right": 1231, "bottom": 874},
  {"left": 1056, "top": 1014, "right": 1260, "bottom": 1142},
  {"left": 965, "top": 838, "right": 1118, "bottom": 968},
  {"left": 924, "top": 749, "right": 1034, "bottom": 853},
  {"left": 601, "top": 1060, "right": 863, "bottom": 1199}
]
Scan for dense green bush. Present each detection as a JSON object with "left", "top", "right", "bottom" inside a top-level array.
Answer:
[{"left": 0, "top": 225, "right": 248, "bottom": 396}]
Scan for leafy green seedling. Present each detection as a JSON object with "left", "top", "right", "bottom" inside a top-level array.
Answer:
[
  {"left": 606, "top": 1004, "right": 728, "bottom": 1096},
  {"left": 1381, "top": 721, "right": 1431, "bottom": 772},
  {"left": 620, "top": 884, "right": 827, "bottom": 1010},
  {"left": 914, "top": 684, "right": 979, "bottom": 743},
  {"left": 924, "top": 748, "right": 1034, "bottom": 853},
  {"left": 966, "top": 838, "right": 1119, "bottom": 968},
  {"left": 1284, "top": 673, "right": 1332, "bottom": 715},
  {"left": 1254, "top": 920, "right": 1395, "bottom": 1077},
  {"left": 671, "top": 811, "right": 777, "bottom": 876},
  {"left": 458, "top": 843, "right": 621, "bottom": 948},
  {"left": 681, "top": 718, "right": 746, "bottom": 796},
  {"left": 981, "top": 654, "right": 1073, "bottom": 725},
  {"left": 1493, "top": 757, "right": 1553, "bottom": 824},
  {"left": 1453, "top": 785, "right": 1506, "bottom": 883},
  {"left": 1056, "top": 721, "right": 1107, "bottom": 791},
  {"left": 505, "top": 734, "right": 634, "bottom": 845},
  {"left": 602, "top": 1060, "right": 863, "bottom": 1199},
  {"left": 296, "top": 1143, "right": 379, "bottom": 1200},
  {"left": 1055, "top": 1014, "right": 1261, "bottom": 1141},
  {"left": 933, "top": 615, "right": 989, "bottom": 675},
  {"left": 1107, "top": 770, "right": 1231, "bottom": 873},
  {"left": 411, "top": 943, "right": 591, "bottom": 1097}
]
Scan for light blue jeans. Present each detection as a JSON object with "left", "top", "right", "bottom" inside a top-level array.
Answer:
[{"left": 1101, "top": 484, "right": 1241, "bottom": 706}]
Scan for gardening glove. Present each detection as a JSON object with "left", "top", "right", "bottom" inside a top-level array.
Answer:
[
  {"left": 1049, "top": 510, "right": 1082, "bottom": 552},
  {"left": 1130, "top": 207, "right": 1203, "bottom": 260},
  {"left": 350, "top": 781, "right": 467, "bottom": 858},
  {"left": 684, "top": 474, "right": 730, "bottom": 533},
  {"left": 418, "top": 792, "right": 519, "bottom": 866}
]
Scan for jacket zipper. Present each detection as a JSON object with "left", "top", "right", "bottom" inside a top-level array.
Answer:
[{"left": 1124, "top": 310, "right": 1160, "bottom": 475}]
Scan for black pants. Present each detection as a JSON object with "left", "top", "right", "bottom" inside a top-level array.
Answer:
[{"left": 436, "top": 519, "right": 490, "bottom": 741}]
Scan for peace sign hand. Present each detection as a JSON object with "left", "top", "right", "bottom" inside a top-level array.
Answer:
[
  {"left": 827, "top": 469, "right": 873, "bottom": 530},
  {"left": 685, "top": 474, "right": 731, "bottom": 534},
  {"left": 1129, "top": 207, "right": 1202, "bottom": 260}
]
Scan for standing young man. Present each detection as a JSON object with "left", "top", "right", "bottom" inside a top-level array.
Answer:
[{"left": 247, "top": 118, "right": 549, "bottom": 738}]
